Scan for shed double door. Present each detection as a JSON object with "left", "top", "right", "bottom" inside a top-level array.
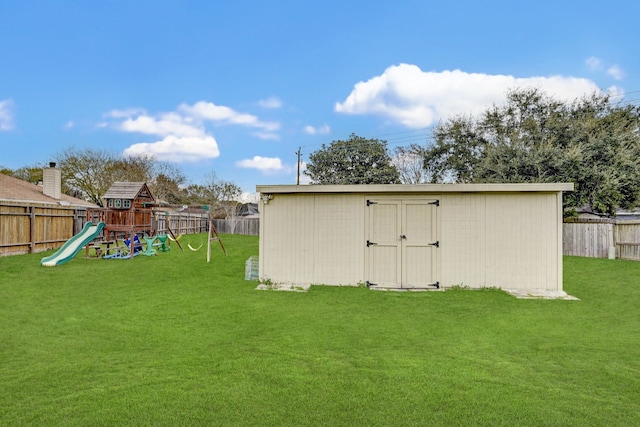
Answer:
[{"left": 367, "top": 199, "right": 439, "bottom": 288}]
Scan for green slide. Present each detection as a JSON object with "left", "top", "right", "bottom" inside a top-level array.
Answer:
[{"left": 40, "top": 222, "right": 106, "bottom": 267}]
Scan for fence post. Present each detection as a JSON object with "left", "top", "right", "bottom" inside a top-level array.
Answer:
[
  {"left": 608, "top": 223, "right": 616, "bottom": 259},
  {"left": 29, "top": 206, "right": 35, "bottom": 253}
]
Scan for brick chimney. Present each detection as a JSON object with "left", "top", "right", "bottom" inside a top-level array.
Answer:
[{"left": 42, "top": 162, "right": 61, "bottom": 200}]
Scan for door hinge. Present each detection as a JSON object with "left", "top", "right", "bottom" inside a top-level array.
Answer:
[
  {"left": 366, "top": 200, "right": 377, "bottom": 206},
  {"left": 366, "top": 240, "right": 377, "bottom": 247},
  {"left": 366, "top": 281, "right": 376, "bottom": 288},
  {"left": 429, "top": 200, "right": 440, "bottom": 206},
  {"left": 429, "top": 240, "right": 440, "bottom": 248},
  {"left": 429, "top": 281, "right": 440, "bottom": 289}
]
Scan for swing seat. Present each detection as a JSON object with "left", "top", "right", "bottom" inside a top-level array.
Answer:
[{"left": 188, "top": 242, "right": 203, "bottom": 251}]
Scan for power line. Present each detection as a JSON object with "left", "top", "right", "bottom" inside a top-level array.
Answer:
[{"left": 299, "top": 128, "right": 432, "bottom": 151}]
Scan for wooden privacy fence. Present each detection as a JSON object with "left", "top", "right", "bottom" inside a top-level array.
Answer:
[
  {"left": 0, "top": 202, "right": 87, "bottom": 256},
  {"left": 85, "top": 209, "right": 210, "bottom": 240},
  {"left": 6, "top": 202, "right": 638, "bottom": 260},
  {"left": 1, "top": 204, "right": 210, "bottom": 257},
  {"left": 152, "top": 211, "right": 209, "bottom": 236},
  {"left": 615, "top": 222, "right": 640, "bottom": 261},
  {"left": 563, "top": 221, "right": 640, "bottom": 261},
  {"left": 212, "top": 218, "right": 259, "bottom": 236}
]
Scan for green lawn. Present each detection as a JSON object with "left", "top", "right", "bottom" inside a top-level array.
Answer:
[{"left": 1, "top": 235, "right": 639, "bottom": 426}]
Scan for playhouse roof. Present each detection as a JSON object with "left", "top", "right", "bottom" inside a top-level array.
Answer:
[{"left": 104, "top": 182, "right": 154, "bottom": 201}]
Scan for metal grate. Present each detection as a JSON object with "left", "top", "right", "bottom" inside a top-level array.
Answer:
[{"left": 245, "top": 256, "right": 259, "bottom": 280}]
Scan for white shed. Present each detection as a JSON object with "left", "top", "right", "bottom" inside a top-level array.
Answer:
[{"left": 256, "top": 183, "right": 573, "bottom": 291}]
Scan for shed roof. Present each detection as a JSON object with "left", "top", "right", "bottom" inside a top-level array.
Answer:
[
  {"left": 0, "top": 173, "right": 98, "bottom": 208},
  {"left": 256, "top": 183, "right": 574, "bottom": 194},
  {"left": 103, "top": 182, "right": 153, "bottom": 200}
]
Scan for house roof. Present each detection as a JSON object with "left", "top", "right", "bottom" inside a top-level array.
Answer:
[
  {"left": 103, "top": 182, "right": 153, "bottom": 200},
  {"left": 0, "top": 173, "right": 98, "bottom": 208},
  {"left": 238, "top": 203, "right": 259, "bottom": 217}
]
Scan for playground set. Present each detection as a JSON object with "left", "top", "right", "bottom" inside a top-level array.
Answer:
[{"left": 40, "top": 182, "right": 225, "bottom": 266}]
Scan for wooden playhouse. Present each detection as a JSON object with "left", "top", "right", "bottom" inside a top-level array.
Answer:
[{"left": 86, "top": 182, "right": 156, "bottom": 256}]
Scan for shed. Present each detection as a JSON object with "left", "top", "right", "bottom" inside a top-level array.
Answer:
[{"left": 256, "top": 183, "right": 574, "bottom": 291}]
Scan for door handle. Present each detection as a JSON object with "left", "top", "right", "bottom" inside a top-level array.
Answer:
[{"left": 400, "top": 235, "right": 407, "bottom": 240}]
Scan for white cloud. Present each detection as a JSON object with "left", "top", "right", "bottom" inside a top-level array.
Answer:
[
  {"left": 251, "top": 131, "right": 280, "bottom": 141},
  {"left": 105, "top": 100, "right": 281, "bottom": 162},
  {"left": 179, "top": 101, "right": 280, "bottom": 131},
  {"left": 298, "top": 161, "right": 311, "bottom": 185},
  {"left": 236, "top": 156, "right": 283, "bottom": 172},
  {"left": 586, "top": 57, "right": 625, "bottom": 81},
  {"left": 257, "top": 96, "right": 283, "bottom": 109},
  {"left": 607, "top": 65, "right": 624, "bottom": 80},
  {"left": 0, "top": 99, "right": 15, "bottom": 131},
  {"left": 606, "top": 85, "right": 625, "bottom": 98},
  {"left": 120, "top": 113, "right": 204, "bottom": 137},
  {"left": 304, "top": 124, "right": 331, "bottom": 135},
  {"left": 123, "top": 135, "right": 220, "bottom": 162},
  {"left": 586, "top": 56, "right": 602, "bottom": 70},
  {"left": 335, "top": 63, "right": 602, "bottom": 128},
  {"left": 239, "top": 192, "right": 260, "bottom": 203},
  {"left": 108, "top": 109, "right": 216, "bottom": 162},
  {"left": 104, "top": 108, "right": 146, "bottom": 119}
]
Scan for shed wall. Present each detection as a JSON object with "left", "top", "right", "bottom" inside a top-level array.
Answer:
[
  {"left": 259, "top": 189, "right": 563, "bottom": 291},
  {"left": 440, "top": 192, "right": 561, "bottom": 290},
  {"left": 259, "top": 194, "right": 365, "bottom": 285}
]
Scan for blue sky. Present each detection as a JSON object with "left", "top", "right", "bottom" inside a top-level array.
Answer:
[{"left": 1, "top": 1, "right": 638, "bottom": 196}]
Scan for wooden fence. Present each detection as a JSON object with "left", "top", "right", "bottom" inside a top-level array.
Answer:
[
  {"left": 5, "top": 202, "right": 638, "bottom": 261},
  {"left": 615, "top": 222, "right": 640, "bottom": 261},
  {"left": 212, "top": 218, "right": 259, "bottom": 236},
  {"left": 563, "top": 221, "right": 640, "bottom": 261},
  {"left": 0, "top": 202, "right": 87, "bottom": 256},
  {"left": 154, "top": 211, "right": 209, "bottom": 236},
  {"left": 213, "top": 218, "right": 637, "bottom": 259},
  {"left": 1, "top": 203, "right": 210, "bottom": 256}
]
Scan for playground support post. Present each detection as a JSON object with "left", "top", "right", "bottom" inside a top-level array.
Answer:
[{"left": 207, "top": 216, "right": 227, "bottom": 263}]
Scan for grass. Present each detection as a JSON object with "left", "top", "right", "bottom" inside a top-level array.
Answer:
[{"left": 1, "top": 236, "right": 640, "bottom": 426}]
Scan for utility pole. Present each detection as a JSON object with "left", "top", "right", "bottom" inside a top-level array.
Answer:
[{"left": 296, "top": 147, "right": 301, "bottom": 185}]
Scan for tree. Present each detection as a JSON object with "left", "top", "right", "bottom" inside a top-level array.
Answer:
[
  {"left": 56, "top": 148, "right": 117, "bottom": 206},
  {"left": 203, "top": 172, "right": 242, "bottom": 218},
  {"left": 305, "top": 133, "right": 400, "bottom": 184},
  {"left": 110, "top": 155, "right": 154, "bottom": 183},
  {"left": 152, "top": 173, "right": 184, "bottom": 205},
  {"left": 10, "top": 164, "right": 46, "bottom": 184},
  {"left": 182, "top": 184, "right": 210, "bottom": 205},
  {"left": 148, "top": 161, "right": 186, "bottom": 204},
  {"left": 391, "top": 145, "right": 430, "bottom": 184},
  {"left": 55, "top": 148, "right": 189, "bottom": 206},
  {"left": 12, "top": 146, "right": 236, "bottom": 208},
  {"left": 423, "top": 88, "right": 640, "bottom": 216}
]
